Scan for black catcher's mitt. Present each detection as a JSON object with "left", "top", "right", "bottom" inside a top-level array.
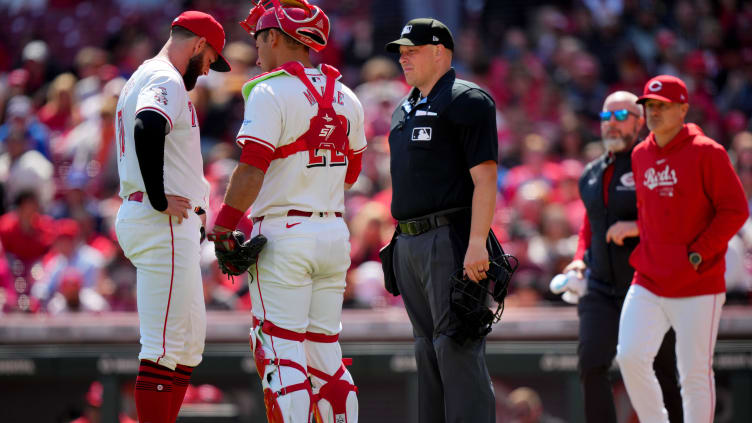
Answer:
[{"left": 207, "top": 231, "right": 267, "bottom": 276}]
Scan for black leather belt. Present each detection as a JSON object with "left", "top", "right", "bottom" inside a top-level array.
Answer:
[{"left": 398, "top": 213, "right": 452, "bottom": 236}]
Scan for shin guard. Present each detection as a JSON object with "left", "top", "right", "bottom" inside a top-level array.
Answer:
[
  {"left": 306, "top": 333, "right": 358, "bottom": 423},
  {"left": 251, "top": 317, "right": 313, "bottom": 422}
]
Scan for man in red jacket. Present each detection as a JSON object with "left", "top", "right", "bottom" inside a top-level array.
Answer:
[{"left": 616, "top": 75, "right": 749, "bottom": 423}]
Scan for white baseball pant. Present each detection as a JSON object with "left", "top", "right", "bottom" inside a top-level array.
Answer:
[
  {"left": 616, "top": 284, "right": 724, "bottom": 423},
  {"left": 249, "top": 213, "right": 358, "bottom": 423},
  {"left": 116, "top": 197, "right": 206, "bottom": 370}
]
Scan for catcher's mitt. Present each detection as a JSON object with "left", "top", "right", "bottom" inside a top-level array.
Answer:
[{"left": 208, "top": 231, "right": 267, "bottom": 276}]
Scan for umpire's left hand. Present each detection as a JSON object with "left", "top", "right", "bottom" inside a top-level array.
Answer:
[{"left": 463, "top": 238, "right": 489, "bottom": 282}]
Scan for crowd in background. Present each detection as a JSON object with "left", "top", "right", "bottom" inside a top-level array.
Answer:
[{"left": 0, "top": 0, "right": 751, "bottom": 316}]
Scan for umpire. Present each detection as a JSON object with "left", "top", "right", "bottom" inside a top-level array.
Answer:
[
  {"left": 385, "top": 18, "right": 498, "bottom": 423},
  {"left": 562, "top": 91, "right": 682, "bottom": 422}
]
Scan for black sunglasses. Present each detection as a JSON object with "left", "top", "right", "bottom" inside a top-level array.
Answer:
[{"left": 599, "top": 109, "right": 638, "bottom": 122}]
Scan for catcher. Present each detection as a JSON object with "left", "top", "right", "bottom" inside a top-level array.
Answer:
[{"left": 209, "top": 0, "right": 366, "bottom": 422}]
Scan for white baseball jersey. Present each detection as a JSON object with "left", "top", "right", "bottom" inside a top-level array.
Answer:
[
  {"left": 236, "top": 65, "right": 367, "bottom": 218},
  {"left": 116, "top": 57, "right": 210, "bottom": 209}
]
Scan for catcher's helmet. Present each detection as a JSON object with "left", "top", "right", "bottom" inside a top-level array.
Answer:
[
  {"left": 240, "top": 0, "right": 330, "bottom": 52},
  {"left": 450, "top": 254, "right": 518, "bottom": 340}
]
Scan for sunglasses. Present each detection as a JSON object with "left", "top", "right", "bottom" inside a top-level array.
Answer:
[{"left": 599, "top": 109, "right": 637, "bottom": 122}]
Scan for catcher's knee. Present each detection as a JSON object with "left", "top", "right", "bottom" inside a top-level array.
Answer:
[
  {"left": 250, "top": 317, "right": 314, "bottom": 423},
  {"left": 305, "top": 332, "right": 358, "bottom": 423}
]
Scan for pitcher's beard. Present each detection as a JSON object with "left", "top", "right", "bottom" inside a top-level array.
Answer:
[{"left": 183, "top": 51, "right": 205, "bottom": 91}]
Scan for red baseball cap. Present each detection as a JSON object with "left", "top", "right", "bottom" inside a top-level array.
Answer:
[
  {"left": 172, "top": 11, "right": 231, "bottom": 72},
  {"left": 637, "top": 75, "right": 688, "bottom": 104}
]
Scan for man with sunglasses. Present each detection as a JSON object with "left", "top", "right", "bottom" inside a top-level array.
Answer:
[
  {"left": 562, "top": 90, "right": 683, "bottom": 422},
  {"left": 616, "top": 75, "right": 748, "bottom": 423}
]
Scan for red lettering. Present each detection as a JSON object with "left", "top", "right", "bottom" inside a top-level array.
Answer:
[
  {"left": 337, "top": 91, "right": 344, "bottom": 106},
  {"left": 306, "top": 149, "right": 348, "bottom": 168},
  {"left": 303, "top": 90, "right": 316, "bottom": 106}
]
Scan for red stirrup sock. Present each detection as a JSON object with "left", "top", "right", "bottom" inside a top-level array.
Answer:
[
  {"left": 167, "top": 364, "right": 195, "bottom": 423},
  {"left": 134, "top": 360, "right": 174, "bottom": 423}
]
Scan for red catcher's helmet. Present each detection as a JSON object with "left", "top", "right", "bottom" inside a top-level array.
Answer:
[{"left": 240, "top": 0, "right": 329, "bottom": 52}]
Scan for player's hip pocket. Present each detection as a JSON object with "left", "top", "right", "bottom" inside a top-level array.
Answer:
[{"left": 630, "top": 242, "right": 697, "bottom": 283}]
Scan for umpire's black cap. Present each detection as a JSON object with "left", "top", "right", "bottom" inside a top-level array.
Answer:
[{"left": 385, "top": 18, "right": 454, "bottom": 52}]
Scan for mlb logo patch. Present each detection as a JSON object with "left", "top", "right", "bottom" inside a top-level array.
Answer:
[{"left": 411, "top": 127, "right": 432, "bottom": 141}]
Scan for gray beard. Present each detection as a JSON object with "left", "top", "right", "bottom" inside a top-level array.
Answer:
[{"left": 602, "top": 138, "right": 627, "bottom": 152}]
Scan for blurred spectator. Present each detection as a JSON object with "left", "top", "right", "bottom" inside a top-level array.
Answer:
[
  {"left": 20, "top": 40, "right": 53, "bottom": 96},
  {"left": 0, "top": 191, "right": 54, "bottom": 312},
  {"left": 0, "top": 191, "right": 54, "bottom": 265},
  {"left": 69, "top": 381, "right": 136, "bottom": 423},
  {"left": 33, "top": 218, "right": 106, "bottom": 304},
  {"left": 0, "top": 94, "right": 50, "bottom": 159},
  {"left": 37, "top": 72, "right": 80, "bottom": 137},
  {"left": 0, "top": 102, "right": 55, "bottom": 209},
  {"left": 506, "top": 387, "right": 565, "bottom": 423},
  {"left": 354, "top": 56, "right": 408, "bottom": 139},
  {"left": 202, "top": 41, "right": 258, "bottom": 144},
  {"left": 344, "top": 260, "right": 395, "bottom": 309},
  {"left": 502, "top": 133, "right": 562, "bottom": 203},
  {"left": 527, "top": 204, "right": 578, "bottom": 284},
  {"left": 46, "top": 267, "right": 109, "bottom": 314},
  {"left": 348, "top": 200, "right": 392, "bottom": 269}
]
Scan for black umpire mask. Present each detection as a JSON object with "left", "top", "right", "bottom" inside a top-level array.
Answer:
[{"left": 182, "top": 50, "right": 205, "bottom": 91}]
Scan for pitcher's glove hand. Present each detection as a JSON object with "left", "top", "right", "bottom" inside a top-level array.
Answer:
[{"left": 207, "top": 231, "right": 267, "bottom": 276}]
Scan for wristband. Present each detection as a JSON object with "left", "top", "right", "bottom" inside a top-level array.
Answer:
[{"left": 214, "top": 203, "right": 245, "bottom": 230}]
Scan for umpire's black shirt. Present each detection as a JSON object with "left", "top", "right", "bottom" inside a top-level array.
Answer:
[
  {"left": 579, "top": 149, "right": 638, "bottom": 296},
  {"left": 388, "top": 69, "right": 498, "bottom": 220}
]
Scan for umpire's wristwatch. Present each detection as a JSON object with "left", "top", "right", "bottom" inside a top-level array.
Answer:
[{"left": 689, "top": 252, "right": 702, "bottom": 267}]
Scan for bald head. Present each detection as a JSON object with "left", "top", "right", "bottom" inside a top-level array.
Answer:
[{"left": 603, "top": 91, "right": 642, "bottom": 117}]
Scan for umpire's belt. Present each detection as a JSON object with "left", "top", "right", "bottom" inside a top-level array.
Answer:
[{"left": 398, "top": 209, "right": 461, "bottom": 236}]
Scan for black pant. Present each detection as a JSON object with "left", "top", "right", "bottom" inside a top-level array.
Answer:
[
  {"left": 393, "top": 226, "right": 495, "bottom": 423},
  {"left": 578, "top": 285, "right": 683, "bottom": 423}
]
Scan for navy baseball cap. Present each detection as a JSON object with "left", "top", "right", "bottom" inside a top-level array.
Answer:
[{"left": 386, "top": 18, "right": 454, "bottom": 52}]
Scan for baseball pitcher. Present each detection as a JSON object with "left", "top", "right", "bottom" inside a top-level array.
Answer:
[{"left": 114, "top": 11, "right": 230, "bottom": 423}]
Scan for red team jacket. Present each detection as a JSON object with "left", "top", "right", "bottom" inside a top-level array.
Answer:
[{"left": 630, "top": 123, "right": 749, "bottom": 297}]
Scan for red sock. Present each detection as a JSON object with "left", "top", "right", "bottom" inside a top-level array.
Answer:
[
  {"left": 167, "top": 364, "right": 194, "bottom": 423},
  {"left": 135, "top": 360, "right": 174, "bottom": 423}
]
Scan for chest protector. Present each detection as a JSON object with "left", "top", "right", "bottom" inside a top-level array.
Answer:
[{"left": 270, "top": 62, "right": 349, "bottom": 160}]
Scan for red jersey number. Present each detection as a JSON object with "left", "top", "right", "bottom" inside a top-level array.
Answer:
[{"left": 306, "top": 149, "right": 347, "bottom": 168}]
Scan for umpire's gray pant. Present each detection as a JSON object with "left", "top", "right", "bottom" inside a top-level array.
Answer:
[{"left": 393, "top": 225, "right": 495, "bottom": 423}]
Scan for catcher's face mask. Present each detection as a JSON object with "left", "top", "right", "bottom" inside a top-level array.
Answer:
[
  {"left": 240, "top": 0, "right": 330, "bottom": 52},
  {"left": 450, "top": 255, "right": 518, "bottom": 339}
]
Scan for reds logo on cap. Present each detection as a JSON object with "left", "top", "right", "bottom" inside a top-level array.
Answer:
[
  {"left": 648, "top": 80, "right": 663, "bottom": 92},
  {"left": 637, "top": 75, "right": 689, "bottom": 104}
]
